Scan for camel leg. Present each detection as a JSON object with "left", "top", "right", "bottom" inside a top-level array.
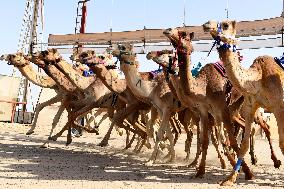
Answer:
[
  {"left": 221, "top": 101, "right": 256, "bottom": 186},
  {"left": 147, "top": 109, "right": 173, "bottom": 165},
  {"left": 184, "top": 124, "right": 193, "bottom": 161},
  {"left": 27, "top": 95, "right": 61, "bottom": 135},
  {"left": 41, "top": 105, "right": 65, "bottom": 148},
  {"left": 98, "top": 121, "right": 115, "bottom": 147},
  {"left": 195, "top": 113, "right": 210, "bottom": 178},
  {"left": 255, "top": 114, "right": 281, "bottom": 168},
  {"left": 170, "top": 117, "right": 179, "bottom": 145},
  {"left": 211, "top": 125, "right": 227, "bottom": 169},
  {"left": 189, "top": 121, "right": 202, "bottom": 167},
  {"left": 249, "top": 126, "right": 257, "bottom": 165},
  {"left": 274, "top": 108, "right": 284, "bottom": 155}
]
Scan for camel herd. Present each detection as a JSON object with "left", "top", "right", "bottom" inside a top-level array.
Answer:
[{"left": 0, "top": 19, "right": 283, "bottom": 186}]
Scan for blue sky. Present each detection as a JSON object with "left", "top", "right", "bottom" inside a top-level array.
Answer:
[
  {"left": 0, "top": 0, "right": 283, "bottom": 111},
  {"left": 0, "top": 0, "right": 283, "bottom": 75}
]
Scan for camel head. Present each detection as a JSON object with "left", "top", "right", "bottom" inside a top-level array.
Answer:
[
  {"left": 109, "top": 43, "right": 138, "bottom": 69},
  {"left": 79, "top": 50, "right": 116, "bottom": 67},
  {"left": 32, "top": 48, "right": 62, "bottom": 67},
  {"left": 2, "top": 52, "right": 30, "bottom": 67},
  {"left": 203, "top": 19, "right": 237, "bottom": 45},
  {"left": 146, "top": 50, "right": 174, "bottom": 68},
  {"left": 163, "top": 28, "right": 194, "bottom": 54},
  {"left": 109, "top": 43, "right": 134, "bottom": 57}
]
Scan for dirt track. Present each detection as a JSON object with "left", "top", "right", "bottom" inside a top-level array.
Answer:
[{"left": 0, "top": 122, "right": 284, "bottom": 189}]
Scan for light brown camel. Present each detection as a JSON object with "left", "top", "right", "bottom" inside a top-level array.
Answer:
[
  {"left": 203, "top": 19, "right": 284, "bottom": 186},
  {"left": 109, "top": 43, "right": 197, "bottom": 164},
  {"left": 146, "top": 50, "right": 229, "bottom": 163},
  {"left": 30, "top": 49, "right": 129, "bottom": 145},
  {"left": 163, "top": 28, "right": 254, "bottom": 179},
  {"left": 51, "top": 51, "right": 150, "bottom": 149},
  {"left": 0, "top": 53, "right": 66, "bottom": 146},
  {"left": 146, "top": 50, "right": 281, "bottom": 169},
  {"left": 77, "top": 50, "right": 186, "bottom": 151},
  {"left": 31, "top": 49, "right": 147, "bottom": 147}
]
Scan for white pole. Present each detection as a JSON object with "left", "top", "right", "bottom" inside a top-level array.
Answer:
[
  {"left": 183, "top": 0, "right": 186, "bottom": 26},
  {"left": 225, "top": 0, "right": 229, "bottom": 18}
]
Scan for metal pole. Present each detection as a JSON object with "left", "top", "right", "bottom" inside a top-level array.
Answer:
[
  {"left": 225, "top": 0, "right": 229, "bottom": 19},
  {"left": 183, "top": 0, "right": 186, "bottom": 26}
]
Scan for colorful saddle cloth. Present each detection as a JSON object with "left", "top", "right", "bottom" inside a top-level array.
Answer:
[
  {"left": 213, "top": 61, "right": 227, "bottom": 77},
  {"left": 274, "top": 54, "right": 284, "bottom": 70}
]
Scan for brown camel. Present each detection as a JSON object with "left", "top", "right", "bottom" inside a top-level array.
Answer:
[
  {"left": 76, "top": 50, "right": 184, "bottom": 151},
  {"left": 30, "top": 49, "right": 131, "bottom": 145},
  {"left": 109, "top": 43, "right": 196, "bottom": 164},
  {"left": 203, "top": 19, "right": 284, "bottom": 186},
  {"left": 51, "top": 50, "right": 150, "bottom": 149},
  {"left": 31, "top": 49, "right": 147, "bottom": 147},
  {"left": 0, "top": 53, "right": 67, "bottom": 147},
  {"left": 147, "top": 49, "right": 281, "bottom": 168},
  {"left": 162, "top": 28, "right": 254, "bottom": 179},
  {"left": 146, "top": 50, "right": 231, "bottom": 163}
]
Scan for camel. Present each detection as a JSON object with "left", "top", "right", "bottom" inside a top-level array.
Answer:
[
  {"left": 109, "top": 43, "right": 204, "bottom": 164},
  {"left": 31, "top": 49, "right": 147, "bottom": 147},
  {"left": 146, "top": 49, "right": 281, "bottom": 168},
  {"left": 77, "top": 50, "right": 187, "bottom": 151},
  {"left": 203, "top": 19, "right": 284, "bottom": 186},
  {"left": 0, "top": 53, "right": 66, "bottom": 146},
  {"left": 51, "top": 50, "right": 151, "bottom": 149},
  {"left": 146, "top": 50, "right": 230, "bottom": 162},
  {"left": 162, "top": 28, "right": 254, "bottom": 179}
]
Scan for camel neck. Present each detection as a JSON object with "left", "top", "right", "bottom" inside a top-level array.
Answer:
[
  {"left": 120, "top": 61, "right": 155, "bottom": 100},
  {"left": 43, "top": 64, "right": 77, "bottom": 92},
  {"left": 219, "top": 49, "right": 255, "bottom": 94},
  {"left": 90, "top": 65, "right": 126, "bottom": 94},
  {"left": 54, "top": 60, "right": 96, "bottom": 91},
  {"left": 18, "top": 63, "right": 56, "bottom": 88},
  {"left": 178, "top": 52, "right": 194, "bottom": 94}
]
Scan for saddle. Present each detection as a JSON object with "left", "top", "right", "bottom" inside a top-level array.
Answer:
[{"left": 212, "top": 61, "right": 233, "bottom": 105}]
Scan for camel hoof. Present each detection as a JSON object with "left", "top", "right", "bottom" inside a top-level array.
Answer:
[
  {"left": 251, "top": 156, "right": 258, "bottom": 165},
  {"left": 244, "top": 172, "right": 254, "bottom": 180},
  {"left": 40, "top": 143, "right": 49, "bottom": 148},
  {"left": 49, "top": 136, "right": 57, "bottom": 141},
  {"left": 97, "top": 141, "right": 108, "bottom": 147},
  {"left": 220, "top": 171, "right": 238, "bottom": 186},
  {"left": 188, "top": 160, "right": 198, "bottom": 167},
  {"left": 66, "top": 139, "right": 72, "bottom": 146},
  {"left": 274, "top": 160, "right": 282, "bottom": 169},
  {"left": 195, "top": 168, "right": 205, "bottom": 178},
  {"left": 220, "top": 180, "right": 235, "bottom": 186},
  {"left": 26, "top": 131, "right": 34, "bottom": 135},
  {"left": 145, "top": 160, "right": 154, "bottom": 166}
]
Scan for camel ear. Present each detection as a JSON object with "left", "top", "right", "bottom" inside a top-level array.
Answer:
[
  {"left": 52, "top": 48, "right": 58, "bottom": 54},
  {"left": 231, "top": 21, "right": 236, "bottom": 30},
  {"left": 189, "top": 32, "right": 194, "bottom": 40}
]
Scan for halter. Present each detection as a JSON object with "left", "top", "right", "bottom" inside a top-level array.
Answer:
[
  {"left": 173, "top": 32, "right": 191, "bottom": 67},
  {"left": 208, "top": 22, "right": 237, "bottom": 57},
  {"left": 117, "top": 51, "right": 136, "bottom": 65}
]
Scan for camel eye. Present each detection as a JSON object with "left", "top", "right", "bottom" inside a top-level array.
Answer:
[{"left": 223, "top": 23, "right": 229, "bottom": 30}]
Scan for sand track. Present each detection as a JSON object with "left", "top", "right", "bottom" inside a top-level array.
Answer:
[{"left": 0, "top": 123, "right": 283, "bottom": 189}]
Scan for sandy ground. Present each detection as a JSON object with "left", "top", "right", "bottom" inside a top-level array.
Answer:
[{"left": 0, "top": 122, "right": 284, "bottom": 189}]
